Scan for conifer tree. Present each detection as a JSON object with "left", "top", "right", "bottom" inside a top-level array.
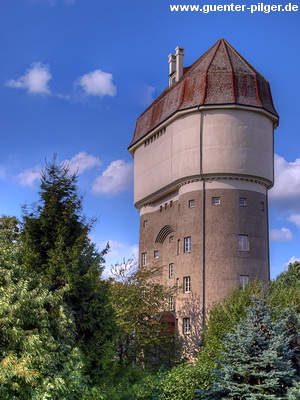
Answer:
[
  {"left": 0, "top": 216, "right": 88, "bottom": 399},
  {"left": 197, "top": 298, "right": 298, "bottom": 399},
  {"left": 21, "top": 159, "right": 116, "bottom": 382}
]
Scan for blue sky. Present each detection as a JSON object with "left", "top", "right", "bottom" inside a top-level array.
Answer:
[{"left": 0, "top": 0, "right": 299, "bottom": 278}]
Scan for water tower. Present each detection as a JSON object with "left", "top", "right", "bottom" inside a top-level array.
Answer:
[{"left": 128, "top": 39, "right": 278, "bottom": 346}]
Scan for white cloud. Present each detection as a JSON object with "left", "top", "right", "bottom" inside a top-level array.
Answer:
[
  {"left": 6, "top": 62, "right": 52, "bottom": 95},
  {"left": 284, "top": 256, "right": 300, "bottom": 270},
  {"left": 15, "top": 152, "right": 100, "bottom": 187},
  {"left": 269, "top": 227, "right": 294, "bottom": 242},
  {"left": 75, "top": 69, "right": 117, "bottom": 98},
  {"left": 270, "top": 154, "right": 300, "bottom": 208},
  {"left": 287, "top": 214, "right": 300, "bottom": 228},
  {"left": 64, "top": 152, "right": 101, "bottom": 175},
  {"left": 17, "top": 165, "right": 41, "bottom": 186},
  {"left": 92, "top": 160, "right": 133, "bottom": 194}
]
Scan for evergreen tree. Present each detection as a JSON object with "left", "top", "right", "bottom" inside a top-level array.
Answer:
[
  {"left": 21, "top": 159, "right": 116, "bottom": 382},
  {"left": 0, "top": 219, "right": 88, "bottom": 399},
  {"left": 197, "top": 298, "right": 298, "bottom": 399}
]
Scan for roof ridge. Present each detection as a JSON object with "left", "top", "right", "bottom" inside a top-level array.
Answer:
[
  {"left": 223, "top": 39, "right": 268, "bottom": 81},
  {"left": 222, "top": 39, "right": 236, "bottom": 103}
]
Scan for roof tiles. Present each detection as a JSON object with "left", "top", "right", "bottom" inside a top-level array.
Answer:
[{"left": 130, "top": 39, "right": 278, "bottom": 148}]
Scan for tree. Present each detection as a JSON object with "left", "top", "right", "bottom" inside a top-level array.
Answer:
[
  {"left": 0, "top": 219, "right": 88, "bottom": 399},
  {"left": 21, "top": 159, "right": 116, "bottom": 382},
  {"left": 109, "top": 260, "right": 179, "bottom": 370},
  {"left": 269, "top": 261, "right": 300, "bottom": 312},
  {"left": 0, "top": 215, "right": 19, "bottom": 243},
  {"left": 197, "top": 298, "right": 299, "bottom": 399}
]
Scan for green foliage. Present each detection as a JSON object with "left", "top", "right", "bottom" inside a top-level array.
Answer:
[
  {"left": 193, "top": 280, "right": 264, "bottom": 392},
  {"left": 0, "top": 233, "right": 88, "bottom": 399},
  {"left": 197, "top": 298, "right": 299, "bottom": 399},
  {"left": 20, "top": 159, "right": 116, "bottom": 382},
  {"left": 110, "top": 261, "right": 179, "bottom": 370},
  {"left": 269, "top": 262, "right": 300, "bottom": 312},
  {"left": 155, "top": 363, "right": 202, "bottom": 400},
  {"left": 287, "top": 381, "right": 300, "bottom": 399},
  {"left": 0, "top": 215, "right": 19, "bottom": 243}
]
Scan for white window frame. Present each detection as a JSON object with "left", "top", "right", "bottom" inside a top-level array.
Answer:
[
  {"left": 239, "top": 275, "right": 249, "bottom": 288},
  {"left": 169, "top": 263, "right": 174, "bottom": 278},
  {"left": 189, "top": 199, "right": 195, "bottom": 208},
  {"left": 169, "top": 297, "right": 175, "bottom": 311},
  {"left": 154, "top": 250, "right": 159, "bottom": 259},
  {"left": 142, "top": 252, "right": 147, "bottom": 266},
  {"left": 183, "top": 276, "right": 191, "bottom": 293},
  {"left": 183, "top": 318, "right": 191, "bottom": 334},
  {"left": 238, "top": 235, "right": 249, "bottom": 251},
  {"left": 184, "top": 237, "right": 192, "bottom": 253},
  {"left": 212, "top": 197, "right": 220, "bottom": 205}
]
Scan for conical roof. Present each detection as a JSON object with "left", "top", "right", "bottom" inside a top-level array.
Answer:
[{"left": 129, "top": 39, "right": 278, "bottom": 148}]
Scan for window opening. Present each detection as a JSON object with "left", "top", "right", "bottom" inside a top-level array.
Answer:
[
  {"left": 142, "top": 252, "right": 147, "bottom": 266},
  {"left": 189, "top": 199, "right": 195, "bottom": 208},
  {"left": 212, "top": 197, "right": 220, "bottom": 205},
  {"left": 183, "top": 318, "right": 191, "bottom": 334},
  {"left": 183, "top": 276, "right": 191, "bottom": 293},
  {"left": 169, "top": 263, "right": 174, "bottom": 278},
  {"left": 184, "top": 237, "right": 192, "bottom": 253},
  {"left": 238, "top": 235, "right": 249, "bottom": 251}
]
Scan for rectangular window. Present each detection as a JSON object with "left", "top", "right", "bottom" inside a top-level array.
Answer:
[
  {"left": 165, "top": 203, "right": 167, "bottom": 210},
  {"left": 154, "top": 250, "right": 159, "bottom": 259},
  {"left": 169, "top": 235, "right": 174, "bottom": 243},
  {"left": 189, "top": 199, "right": 195, "bottom": 208},
  {"left": 260, "top": 201, "right": 265, "bottom": 211},
  {"left": 142, "top": 252, "right": 147, "bottom": 266},
  {"left": 169, "top": 297, "right": 175, "bottom": 311},
  {"left": 170, "top": 200, "right": 173, "bottom": 208},
  {"left": 238, "top": 235, "right": 249, "bottom": 251},
  {"left": 239, "top": 275, "right": 249, "bottom": 288},
  {"left": 160, "top": 206, "right": 163, "bottom": 212},
  {"left": 177, "top": 239, "right": 180, "bottom": 255},
  {"left": 143, "top": 220, "right": 148, "bottom": 227},
  {"left": 183, "top": 318, "right": 191, "bottom": 334},
  {"left": 183, "top": 276, "right": 191, "bottom": 293},
  {"left": 239, "top": 198, "right": 247, "bottom": 206},
  {"left": 212, "top": 197, "right": 220, "bottom": 205},
  {"left": 184, "top": 237, "right": 192, "bottom": 253},
  {"left": 169, "top": 263, "right": 174, "bottom": 278}
]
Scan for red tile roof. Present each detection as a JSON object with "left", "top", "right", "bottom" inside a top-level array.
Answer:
[{"left": 129, "top": 39, "right": 278, "bottom": 148}]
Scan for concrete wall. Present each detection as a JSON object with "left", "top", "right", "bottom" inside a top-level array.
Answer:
[
  {"left": 202, "top": 109, "right": 274, "bottom": 183},
  {"left": 134, "top": 112, "right": 200, "bottom": 205},
  {"left": 139, "top": 183, "right": 268, "bottom": 354},
  {"left": 133, "top": 108, "right": 274, "bottom": 206}
]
